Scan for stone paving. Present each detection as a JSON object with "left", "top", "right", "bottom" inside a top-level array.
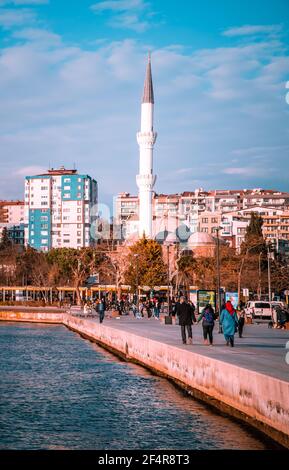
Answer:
[{"left": 96, "top": 314, "right": 289, "bottom": 382}]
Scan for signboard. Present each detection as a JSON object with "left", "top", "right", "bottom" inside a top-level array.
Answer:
[
  {"left": 242, "top": 288, "right": 249, "bottom": 297},
  {"left": 197, "top": 290, "right": 216, "bottom": 312},
  {"left": 225, "top": 292, "right": 239, "bottom": 309},
  {"left": 189, "top": 289, "right": 198, "bottom": 307}
]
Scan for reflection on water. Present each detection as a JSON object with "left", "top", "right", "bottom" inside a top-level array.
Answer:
[{"left": 0, "top": 323, "right": 274, "bottom": 450}]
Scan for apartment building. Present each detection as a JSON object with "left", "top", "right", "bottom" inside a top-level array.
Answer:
[{"left": 24, "top": 167, "right": 98, "bottom": 251}]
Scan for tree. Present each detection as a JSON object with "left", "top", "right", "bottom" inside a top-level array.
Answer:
[
  {"left": 176, "top": 253, "right": 197, "bottom": 294},
  {"left": 241, "top": 213, "right": 266, "bottom": 254},
  {"left": 124, "top": 237, "right": 166, "bottom": 290},
  {"left": 47, "top": 248, "right": 104, "bottom": 304},
  {"left": 98, "top": 241, "right": 130, "bottom": 296},
  {"left": 0, "top": 227, "right": 12, "bottom": 251}
]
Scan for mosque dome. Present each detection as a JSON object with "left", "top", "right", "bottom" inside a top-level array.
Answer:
[
  {"left": 187, "top": 231, "right": 216, "bottom": 247},
  {"left": 165, "top": 232, "right": 179, "bottom": 244}
]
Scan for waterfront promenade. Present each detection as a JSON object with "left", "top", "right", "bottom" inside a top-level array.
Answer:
[
  {"left": 90, "top": 316, "right": 289, "bottom": 382},
  {"left": 1, "top": 307, "right": 289, "bottom": 448}
]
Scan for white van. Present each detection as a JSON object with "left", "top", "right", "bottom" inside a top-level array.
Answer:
[{"left": 245, "top": 301, "right": 272, "bottom": 319}]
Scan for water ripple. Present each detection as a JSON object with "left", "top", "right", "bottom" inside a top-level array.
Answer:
[{"left": 0, "top": 323, "right": 273, "bottom": 450}]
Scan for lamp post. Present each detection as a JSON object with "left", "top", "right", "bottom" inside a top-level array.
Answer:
[
  {"left": 133, "top": 254, "right": 140, "bottom": 312},
  {"left": 258, "top": 251, "right": 262, "bottom": 300},
  {"left": 166, "top": 244, "right": 170, "bottom": 315},
  {"left": 215, "top": 227, "right": 222, "bottom": 317},
  {"left": 164, "top": 234, "right": 179, "bottom": 314},
  {"left": 267, "top": 244, "right": 272, "bottom": 302}
]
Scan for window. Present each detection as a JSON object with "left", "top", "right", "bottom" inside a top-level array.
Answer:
[
  {"left": 77, "top": 224, "right": 81, "bottom": 228},
  {"left": 64, "top": 178, "right": 71, "bottom": 183},
  {"left": 78, "top": 185, "right": 81, "bottom": 190},
  {"left": 77, "top": 231, "right": 81, "bottom": 236},
  {"left": 41, "top": 186, "right": 48, "bottom": 190},
  {"left": 64, "top": 186, "right": 70, "bottom": 190},
  {"left": 212, "top": 218, "right": 218, "bottom": 223},
  {"left": 202, "top": 218, "right": 208, "bottom": 224},
  {"left": 63, "top": 194, "right": 70, "bottom": 199},
  {"left": 77, "top": 208, "right": 81, "bottom": 213},
  {"left": 31, "top": 202, "right": 34, "bottom": 206},
  {"left": 41, "top": 231, "right": 48, "bottom": 236},
  {"left": 41, "top": 224, "right": 48, "bottom": 229},
  {"left": 63, "top": 224, "right": 69, "bottom": 228},
  {"left": 41, "top": 209, "right": 48, "bottom": 213},
  {"left": 63, "top": 216, "right": 69, "bottom": 220},
  {"left": 77, "top": 216, "right": 81, "bottom": 221},
  {"left": 41, "top": 239, "right": 48, "bottom": 244},
  {"left": 78, "top": 178, "right": 81, "bottom": 182},
  {"left": 41, "top": 216, "right": 48, "bottom": 221},
  {"left": 63, "top": 239, "right": 70, "bottom": 243},
  {"left": 41, "top": 202, "right": 48, "bottom": 206},
  {"left": 30, "top": 231, "right": 34, "bottom": 236},
  {"left": 77, "top": 193, "right": 81, "bottom": 198},
  {"left": 31, "top": 239, "right": 34, "bottom": 244},
  {"left": 77, "top": 239, "right": 81, "bottom": 244}
]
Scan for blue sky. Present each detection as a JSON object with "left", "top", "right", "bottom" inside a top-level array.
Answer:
[{"left": 0, "top": 0, "right": 289, "bottom": 207}]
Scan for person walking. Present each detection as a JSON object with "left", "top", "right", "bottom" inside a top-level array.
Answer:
[
  {"left": 98, "top": 298, "right": 105, "bottom": 324},
  {"left": 176, "top": 296, "right": 193, "bottom": 345},
  {"left": 197, "top": 303, "right": 215, "bottom": 345},
  {"left": 237, "top": 309, "right": 245, "bottom": 338},
  {"left": 220, "top": 300, "right": 238, "bottom": 347}
]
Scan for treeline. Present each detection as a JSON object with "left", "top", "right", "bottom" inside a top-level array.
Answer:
[{"left": 0, "top": 214, "right": 288, "bottom": 299}]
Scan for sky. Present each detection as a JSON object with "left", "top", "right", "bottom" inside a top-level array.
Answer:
[{"left": 0, "top": 0, "right": 289, "bottom": 207}]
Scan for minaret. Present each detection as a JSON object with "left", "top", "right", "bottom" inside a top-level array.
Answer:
[{"left": 136, "top": 54, "right": 157, "bottom": 238}]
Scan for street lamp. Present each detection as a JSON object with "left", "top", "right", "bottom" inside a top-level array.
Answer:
[
  {"left": 267, "top": 243, "right": 272, "bottom": 302},
  {"left": 215, "top": 227, "right": 222, "bottom": 317},
  {"left": 238, "top": 241, "right": 269, "bottom": 305},
  {"left": 133, "top": 254, "right": 140, "bottom": 312},
  {"left": 164, "top": 233, "right": 178, "bottom": 315}
]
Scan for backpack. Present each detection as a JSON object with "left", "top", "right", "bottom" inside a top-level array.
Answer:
[{"left": 203, "top": 308, "right": 214, "bottom": 324}]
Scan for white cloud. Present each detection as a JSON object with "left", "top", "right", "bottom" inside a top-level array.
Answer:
[
  {"left": 0, "top": 25, "right": 288, "bottom": 202},
  {"left": 223, "top": 24, "right": 282, "bottom": 37},
  {"left": 223, "top": 167, "right": 254, "bottom": 175},
  {"left": 0, "top": 1, "right": 48, "bottom": 5},
  {"left": 91, "top": 0, "right": 146, "bottom": 12},
  {"left": 0, "top": 8, "right": 36, "bottom": 28},
  {"left": 15, "top": 165, "right": 46, "bottom": 176},
  {"left": 91, "top": 0, "right": 153, "bottom": 32},
  {"left": 12, "top": 28, "right": 61, "bottom": 45}
]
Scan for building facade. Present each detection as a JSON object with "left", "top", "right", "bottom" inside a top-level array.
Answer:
[
  {"left": 115, "top": 189, "right": 289, "bottom": 253},
  {"left": 24, "top": 167, "right": 98, "bottom": 251},
  {"left": 0, "top": 200, "right": 24, "bottom": 224}
]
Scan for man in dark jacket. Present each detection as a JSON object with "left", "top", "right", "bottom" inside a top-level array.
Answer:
[{"left": 176, "top": 296, "right": 194, "bottom": 345}]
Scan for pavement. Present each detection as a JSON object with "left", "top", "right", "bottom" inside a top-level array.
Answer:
[
  {"left": 1, "top": 305, "right": 288, "bottom": 382},
  {"left": 96, "top": 315, "right": 289, "bottom": 382}
]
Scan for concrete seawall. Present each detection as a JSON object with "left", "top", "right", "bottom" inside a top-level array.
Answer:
[
  {"left": 0, "top": 309, "right": 64, "bottom": 324},
  {"left": 1, "top": 310, "right": 289, "bottom": 448}
]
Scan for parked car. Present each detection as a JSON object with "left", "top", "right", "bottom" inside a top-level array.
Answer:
[{"left": 245, "top": 301, "right": 272, "bottom": 320}]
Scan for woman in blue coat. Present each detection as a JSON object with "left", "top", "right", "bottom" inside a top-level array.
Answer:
[{"left": 220, "top": 301, "right": 239, "bottom": 347}]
